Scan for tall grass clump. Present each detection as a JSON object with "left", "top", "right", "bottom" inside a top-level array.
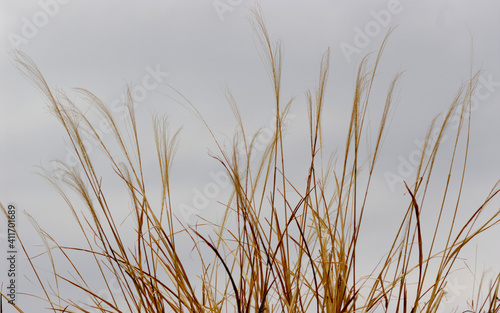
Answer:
[{"left": 2, "top": 9, "right": 500, "bottom": 313}]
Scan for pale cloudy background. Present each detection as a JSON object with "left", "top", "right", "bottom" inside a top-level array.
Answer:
[{"left": 1, "top": 0, "right": 500, "bottom": 311}]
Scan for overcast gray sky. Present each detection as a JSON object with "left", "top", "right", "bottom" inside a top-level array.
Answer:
[{"left": 1, "top": 1, "right": 500, "bottom": 311}]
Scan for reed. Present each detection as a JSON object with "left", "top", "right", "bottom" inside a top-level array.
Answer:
[{"left": 2, "top": 8, "right": 499, "bottom": 313}]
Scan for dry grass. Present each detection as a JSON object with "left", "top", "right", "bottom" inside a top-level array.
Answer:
[{"left": 2, "top": 8, "right": 500, "bottom": 313}]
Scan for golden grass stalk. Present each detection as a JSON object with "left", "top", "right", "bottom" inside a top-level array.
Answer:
[{"left": 2, "top": 8, "right": 499, "bottom": 313}]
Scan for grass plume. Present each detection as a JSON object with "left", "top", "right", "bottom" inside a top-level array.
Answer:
[{"left": 2, "top": 8, "right": 500, "bottom": 313}]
